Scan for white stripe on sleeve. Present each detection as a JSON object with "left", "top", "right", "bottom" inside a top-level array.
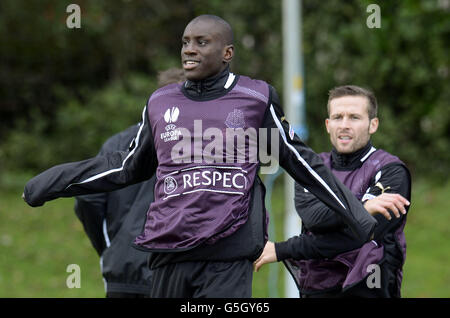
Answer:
[
  {"left": 65, "top": 106, "right": 148, "bottom": 189},
  {"left": 269, "top": 104, "right": 346, "bottom": 210},
  {"left": 102, "top": 218, "right": 111, "bottom": 248}
]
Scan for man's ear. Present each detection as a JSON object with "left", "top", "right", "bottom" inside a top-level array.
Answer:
[
  {"left": 325, "top": 118, "right": 330, "bottom": 134},
  {"left": 223, "top": 45, "right": 234, "bottom": 63},
  {"left": 369, "top": 117, "right": 379, "bottom": 134}
]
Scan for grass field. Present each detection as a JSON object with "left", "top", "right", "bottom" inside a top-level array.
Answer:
[{"left": 0, "top": 172, "right": 449, "bottom": 298}]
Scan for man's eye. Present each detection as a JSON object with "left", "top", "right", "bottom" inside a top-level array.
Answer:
[{"left": 198, "top": 40, "right": 207, "bottom": 45}]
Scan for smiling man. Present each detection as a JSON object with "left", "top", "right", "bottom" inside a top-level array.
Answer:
[
  {"left": 181, "top": 15, "right": 233, "bottom": 81},
  {"left": 23, "top": 17, "right": 378, "bottom": 298},
  {"left": 254, "top": 85, "right": 411, "bottom": 298}
]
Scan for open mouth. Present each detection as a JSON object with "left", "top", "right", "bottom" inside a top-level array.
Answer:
[
  {"left": 183, "top": 60, "right": 200, "bottom": 70},
  {"left": 338, "top": 135, "right": 353, "bottom": 143}
]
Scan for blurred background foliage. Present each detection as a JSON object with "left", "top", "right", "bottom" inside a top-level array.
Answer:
[
  {"left": 0, "top": 0, "right": 447, "bottom": 180},
  {"left": 0, "top": 0, "right": 449, "bottom": 298}
]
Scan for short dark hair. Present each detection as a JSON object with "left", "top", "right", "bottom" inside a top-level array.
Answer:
[{"left": 327, "top": 85, "right": 378, "bottom": 119}]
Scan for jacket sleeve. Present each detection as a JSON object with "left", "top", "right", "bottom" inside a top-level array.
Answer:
[
  {"left": 294, "top": 182, "right": 345, "bottom": 233},
  {"left": 275, "top": 227, "right": 363, "bottom": 260},
  {"left": 261, "top": 85, "right": 377, "bottom": 243},
  {"left": 294, "top": 162, "right": 411, "bottom": 236},
  {"left": 275, "top": 163, "right": 411, "bottom": 261},
  {"left": 24, "top": 105, "right": 157, "bottom": 207},
  {"left": 362, "top": 163, "right": 411, "bottom": 240}
]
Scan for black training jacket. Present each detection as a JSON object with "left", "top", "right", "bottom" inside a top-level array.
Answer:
[{"left": 75, "top": 125, "right": 154, "bottom": 295}]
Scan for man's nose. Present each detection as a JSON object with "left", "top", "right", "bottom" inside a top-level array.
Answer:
[
  {"left": 339, "top": 117, "right": 351, "bottom": 128},
  {"left": 182, "top": 42, "right": 197, "bottom": 55}
]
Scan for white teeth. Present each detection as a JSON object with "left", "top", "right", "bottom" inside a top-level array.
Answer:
[{"left": 339, "top": 136, "right": 351, "bottom": 140}]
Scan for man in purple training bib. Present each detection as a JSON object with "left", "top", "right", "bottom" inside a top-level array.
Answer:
[
  {"left": 254, "top": 85, "right": 411, "bottom": 298},
  {"left": 23, "top": 16, "right": 378, "bottom": 297}
]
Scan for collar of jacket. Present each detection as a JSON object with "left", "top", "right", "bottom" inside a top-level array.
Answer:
[
  {"left": 183, "top": 65, "right": 232, "bottom": 100},
  {"left": 330, "top": 141, "right": 375, "bottom": 171}
]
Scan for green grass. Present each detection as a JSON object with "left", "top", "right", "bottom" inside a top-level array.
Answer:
[
  {"left": 0, "top": 173, "right": 448, "bottom": 297},
  {"left": 402, "top": 180, "right": 450, "bottom": 297}
]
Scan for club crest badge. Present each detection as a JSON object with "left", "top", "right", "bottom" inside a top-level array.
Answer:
[{"left": 225, "top": 109, "right": 246, "bottom": 129}]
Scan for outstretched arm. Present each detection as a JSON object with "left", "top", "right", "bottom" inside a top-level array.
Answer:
[
  {"left": 254, "top": 228, "right": 361, "bottom": 272},
  {"left": 294, "top": 168, "right": 409, "bottom": 234},
  {"left": 261, "top": 86, "right": 377, "bottom": 243},
  {"left": 23, "top": 106, "right": 157, "bottom": 207},
  {"left": 254, "top": 163, "right": 411, "bottom": 271}
]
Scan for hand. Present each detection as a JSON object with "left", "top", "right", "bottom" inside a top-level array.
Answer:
[
  {"left": 253, "top": 241, "right": 277, "bottom": 272},
  {"left": 364, "top": 193, "right": 410, "bottom": 220}
]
